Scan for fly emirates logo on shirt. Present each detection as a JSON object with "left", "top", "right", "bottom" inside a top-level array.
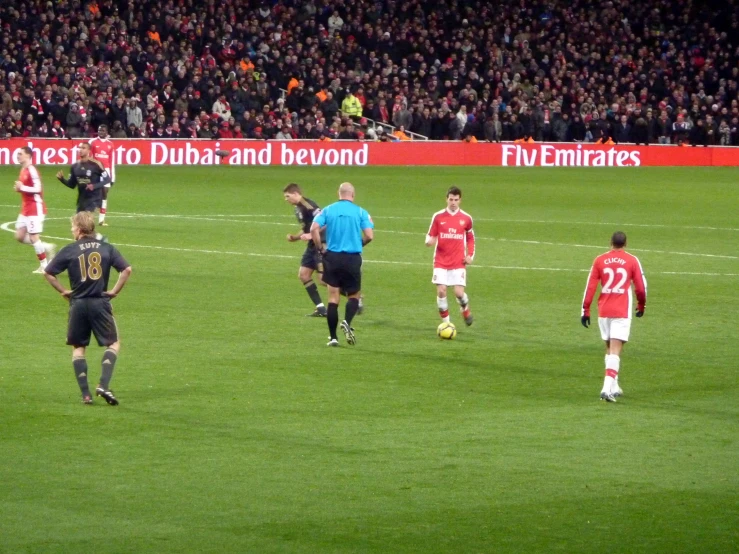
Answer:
[
  {"left": 502, "top": 144, "right": 642, "bottom": 167},
  {"left": 439, "top": 227, "right": 465, "bottom": 240}
]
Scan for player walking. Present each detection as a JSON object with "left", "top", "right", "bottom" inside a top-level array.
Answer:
[
  {"left": 44, "top": 212, "right": 132, "bottom": 405},
  {"left": 581, "top": 231, "right": 647, "bottom": 402},
  {"left": 13, "top": 146, "right": 55, "bottom": 273},
  {"left": 56, "top": 142, "right": 111, "bottom": 214},
  {"left": 283, "top": 183, "right": 327, "bottom": 317},
  {"left": 89, "top": 124, "right": 115, "bottom": 226},
  {"left": 425, "top": 186, "right": 475, "bottom": 326},
  {"left": 310, "top": 183, "right": 374, "bottom": 347}
]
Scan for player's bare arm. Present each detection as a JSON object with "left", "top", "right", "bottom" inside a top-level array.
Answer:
[
  {"left": 43, "top": 272, "right": 72, "bottom": 299},
  {"left": 362, "top": 227, "right": 374, "bottom": 246},
  {"left": 104, "top": 265, "right": 133, "bottom": 298}
]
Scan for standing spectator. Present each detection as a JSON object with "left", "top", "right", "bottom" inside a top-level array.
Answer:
[
  {"left": 50, "top": 120, "right": 67, "bottom": 139},
  {"left": 212, "top": 95, "right": 231, "bottom": 120},
  {"left": 484, "top": 113, "right": 502, "bottom": 142},
  {"left": 66, "top": 103, "right": 84, "bottom": 138},
  {"left": 321, "top": 91, "right": 339, "bottom": 122},
  {"left": 126, "top": 99, "right": 142, "bottom": 131},
  {"left": 372, "top": 98, "right": 390, "bottom": 124},
  {"left": 341, "top": 89, "right": 362, "bottom": 121},
  {"left": 328, "top": 11, "right": 344, "bottom": 34},
  {"left": 392, "top": 101, "right": 412, "bottom": 130},
  {"left": 614, "top": 115, "right": 632, "bottom": 143},
  {"left": 552, "top": 111, "right": 570, "bottom": 142},
  {"left": 570, "top": 115, "right": 586, "bottom": 142},
  {"left": 632, "top": 117, "right": 649, "bottom": 145}
]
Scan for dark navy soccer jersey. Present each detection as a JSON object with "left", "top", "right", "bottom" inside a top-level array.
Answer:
[
  {"left": 295, "top": 197, "right": 324, "bottom": 247},
  {"left": 60, "top": 160, "right": 111, "bottom": 212},
  {"left": 45, "top": 237, "right": 130, "bottom": 299},
  {"left": 294, "top": 197, "right": 321, "bottom": 234}
]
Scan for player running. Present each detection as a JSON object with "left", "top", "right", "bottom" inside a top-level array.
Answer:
[
  {"left": 13, "top": 146, "right": 55, "bottom": 273},
  {"left": 581, "top": 231, "right": 647, "bottom": 402},
  {"left": 425, "top": 186, "right": 475, "bottom": 326},
  {"left": 89, "top": 124, "right": 115, "bottom": 226},
  {"left": 44, "top": 212, "right": 132, "bottom": 405},
  {"left": 56, "top": 142, "right": 111, "bottom": 214},
  {"left": 283, "top": 183, "right": 327, "bottom": 317}
]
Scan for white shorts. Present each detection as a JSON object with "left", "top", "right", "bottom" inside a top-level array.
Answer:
[
  {"left": 598, "top": 317, "right": 631, "bottom": 342},
  {"left": 16, "top": 214, "right": 44, "bottom": 234},
  {"left": 432, "top": 268, "right": 466, "bottom": 287}
]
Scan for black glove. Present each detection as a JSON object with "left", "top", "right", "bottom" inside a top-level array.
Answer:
[
  {"left": 636, "top": 310, "right": 644, "bottom": 318},
  {"left": 581, "top": 315, "right": 590, "bottom": 328}
]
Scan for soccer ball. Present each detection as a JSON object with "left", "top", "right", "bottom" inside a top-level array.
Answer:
[{"left": 437, "top": 322, "right": 457, "bottom": 340}]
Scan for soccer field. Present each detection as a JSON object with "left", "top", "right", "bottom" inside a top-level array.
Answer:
[{"left": 0, "top": 166, "right": 737, "bottom": 553}]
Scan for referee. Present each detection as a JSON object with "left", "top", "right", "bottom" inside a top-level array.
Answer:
[
  {"left": 311, "top": 182, "right": 374, "bottom": 346},
  {"left": 44, "top": 212, "right": 132, "bottom": 405}
]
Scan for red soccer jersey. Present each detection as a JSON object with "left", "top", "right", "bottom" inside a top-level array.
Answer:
[
  {"left": 427, "top": 208, "right": 475, "bottom": 269},
  {"left": 89, "top": 137, "right": 115, "bottom": 181},
  {"left": 582, "top": 249, "right": 647, "bottom": 319},
  {"left": 18, "top": 165, "right": 47, "bottom": 217}
]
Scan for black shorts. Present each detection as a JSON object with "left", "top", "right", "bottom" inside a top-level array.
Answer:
[
  {"left": 67, "top": 297, "right": 119, "bottom": 347},
  {"left": 300, "top": 245, "right": 323, "bottom": 273},
  {"left": 323, "top": 251, "right": 362, "bottom": 295},
  {"left": 77, "top": 200, "right": 102, "bottom": 213}
]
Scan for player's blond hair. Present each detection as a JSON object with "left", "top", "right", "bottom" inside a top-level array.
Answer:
[{"left": 72, "top": 212, "right": 96, "bottom": 236}]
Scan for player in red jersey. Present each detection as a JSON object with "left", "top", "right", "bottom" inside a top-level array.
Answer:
[
  {"left": 13, "top": 146, "right": 55, "bottom": 273},
  {"left": 581, "top": 231, "right": 647, "bottom": 402},
  {"left": 425, "top": 186, "right": 475, "bottom": 326},
  {"left": 89, "top": 124, "right": 115, "bottom": 226}
]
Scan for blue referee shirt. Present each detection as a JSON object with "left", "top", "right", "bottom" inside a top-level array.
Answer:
[{"left": 314, "top": 200, "right": 374, "bottom": 254}]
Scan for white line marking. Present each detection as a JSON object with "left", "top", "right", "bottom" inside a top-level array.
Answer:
[
  {"left": 2, "top": 220, "right": 736, "bottom": 277},
  {"left": 43, "top": 213, "right": 734, "bottom": 260},
  {"left": 0, "top": 204, "right": 736, "bottom": 232}
]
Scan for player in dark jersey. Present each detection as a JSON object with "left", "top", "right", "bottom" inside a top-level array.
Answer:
[
  {"left": 44, "top": 212, "right": 132, "bottom": 405},
  {"left": 283, "top": 183, "right": 327, "bottom": 316},
  {"left": 55, "top": 142, "right": 111, "bottom": 214}
]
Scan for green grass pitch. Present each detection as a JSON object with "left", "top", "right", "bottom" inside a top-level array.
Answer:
[{"left": 0, "top": 166, "right": 737, "bottom": 553}]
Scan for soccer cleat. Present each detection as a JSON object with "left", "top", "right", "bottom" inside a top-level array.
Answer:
[
  {"left": 95, "top": 387, "right": 119, "bottom": 406},
  {"left": 600, "top": 391, "right": 617, "bottom": 403},
  {"left": 340, "top": 320, "right": 356, "bottom": 345},
  {"left": 32, "top": 266, "right": 46, "bottom": 274},
  {"left": 307, "top": 306, "right": 327, "bottom": 317},
  {"left": 82, "top": 395, "right": 93, "bottom": 405},
  {"left": 99, "top": 221, "right": 109, "bottom": 227},
  {"left": 44, "top": 242, "right": 57, "bottom": 261},
  {"left": 327, "top": 338, "right": 339, "bottom": 347},
  {"left": 612, "top": 384, "right": 624, "bottom": 397},
  {"left": 464, "top": 313, "right": 474, "bottom": 326}
]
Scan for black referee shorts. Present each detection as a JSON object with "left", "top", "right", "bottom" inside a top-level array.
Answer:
[
  {"left": 322, "top": 251, "right": 362, "bottom": 295},
  {"left": 300, "top": 245, "right": 324, "bottom": 273},
  {"left": 67, "top": 297, "right": 119, "bottom": 347}
]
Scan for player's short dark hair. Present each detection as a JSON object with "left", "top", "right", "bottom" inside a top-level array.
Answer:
[
  {"left": 20, "top": 146, "right": 32, "bottom": 156},
  {"left": 98, "top": 124, "right": 108, "bottom": 131},
  {"left": 611, "top": 231, "right": 627, "bottom": 248},
  {"left": 283, "top": 183, "right": 302, "bottom": 194},
  {"left": 447, "top": 186, "right": 462, "bottom": 198}
]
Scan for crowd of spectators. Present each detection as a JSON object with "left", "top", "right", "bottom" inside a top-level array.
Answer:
[{"left": 1, "top": 0, "right": 738, "bottom": 145}]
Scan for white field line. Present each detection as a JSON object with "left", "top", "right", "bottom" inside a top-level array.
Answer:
[
  {"left": 0, "top": 204, "right": 737, "bottom": 232},
  {"left": 34, "top": 214, "right": 739, "bottom": 260},
  {"left": 1, "top": 220, "right": 737, "bottom": 278}
]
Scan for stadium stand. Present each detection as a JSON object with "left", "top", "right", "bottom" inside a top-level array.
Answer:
[{"left": 0, "top": 0, "right": 737, "bottom": 144}]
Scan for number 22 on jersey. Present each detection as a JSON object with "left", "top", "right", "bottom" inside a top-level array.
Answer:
[{"left": 602, "top": 267, "right": 628, "bottom": 294}]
